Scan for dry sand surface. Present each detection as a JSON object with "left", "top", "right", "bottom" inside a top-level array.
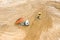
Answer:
[{"left": 0, "top": 0, "right": 60, "bottom": 40}]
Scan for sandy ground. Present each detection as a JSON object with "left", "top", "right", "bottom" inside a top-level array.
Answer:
[{"left": 0, "top": 0, "right": 60, "bottom": 40}]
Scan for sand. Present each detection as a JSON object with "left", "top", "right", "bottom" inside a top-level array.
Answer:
[{"left": 0, "top": 0, "right": 60, "bottom": 40}]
